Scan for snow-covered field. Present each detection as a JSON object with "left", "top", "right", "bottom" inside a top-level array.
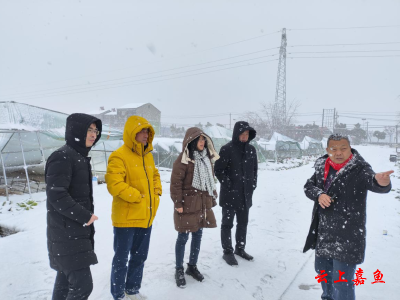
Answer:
[{"left": 0, "top": 145, "right": 399, "bottom": 300}]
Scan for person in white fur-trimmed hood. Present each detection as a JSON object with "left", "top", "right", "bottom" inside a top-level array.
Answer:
[{"left": 170, "top": 127, "right": 220, "bottom": 288}]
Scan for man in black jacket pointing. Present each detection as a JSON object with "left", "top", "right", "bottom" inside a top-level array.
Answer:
[
  {"left": 215, "top": 121, "right": 258, "bottom": 266},
  {"left": 46, "top": 113, "right": 101, "bottom": 300},
  {"left": 303, "top": 134, "right": 393, "bottom": 300}
]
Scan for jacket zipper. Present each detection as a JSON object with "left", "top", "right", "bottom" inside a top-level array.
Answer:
[{"left": 142, "top": 146, "right": 153, "bottom": 228}]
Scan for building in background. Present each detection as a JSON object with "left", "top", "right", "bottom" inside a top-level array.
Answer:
[{"left": 89, "top": 103, "right": 161, "bottom": 135}]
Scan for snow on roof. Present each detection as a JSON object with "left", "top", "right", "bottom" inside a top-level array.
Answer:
[
  {"left": 203, "top": 125, "right": 232, "bottom": 139},
  {"left": 92, "top": 140, "right": 124, "bottom": 151},
  {"left": 258, "top": 132, "right": 300, "bottom": 151},
  {"left": 153, "top": 137, "right": 183, "bottom": 152},
  {"left": 119, "top": 103, "right": 147, "bottom": 109},
  {"left": 257, "top": 138, "right": 275, "bottom": 151},
  {"left": 321, "top": 137, "right": 328, "bottom": 147},
  {"left": 300, "top": 136, "right": 323, "bottom": 150},
  {"left": 0, "top": 101, "right": 67, "bottom": 131},
  {"left": 269, "top": 132, "right": 297, "bottom": 143},
  {"left": 105, "top": 111, "right": 117, "bottom": 115},
  {"left": 88, "top": 109, "right": 110, "bottom": 115}
]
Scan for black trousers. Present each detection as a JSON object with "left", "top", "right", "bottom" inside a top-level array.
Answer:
[
  {"left": 52, "top": 267, "right": 93, "bottom": 300},
  {"left": 221, "top": 207, "right": 249, "bottom": 254}
]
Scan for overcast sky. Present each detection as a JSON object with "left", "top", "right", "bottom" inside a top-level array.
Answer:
[{"left": 0, "top": 0, "right": 399, "bottom": 130}]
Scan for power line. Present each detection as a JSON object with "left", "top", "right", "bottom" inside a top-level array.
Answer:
[
  {"left": 289, "top": 49, "right": 400, "bottom": 54},
  {"left": 1, "top": 55, "right": 279, "bottom": 101},
  {"left": 340, "top": 111, "right": 399, "bottom": 115},
  {"left": 288, "top": 55, "right": 400, "bottom": 59},
  {"left": 288, "top": 41, "right": 400, "bottom": 47},
  {"left": 338, "top": 115, "right": 399, "bottom": 122},
  {"left": 288, "top": 25, "right": 400, "bottom": 31},
  {"left": 199, "top": 30, "right": 280, "bottom": 51},
  {"left": 0, "top": 47, "right": 280, "bottom": 98},
  {"left": 0, "top": 30, "right": 281, "bottom": 92},
  {"left": 1, "top": 58, "right": 279, "bottom": 101}
]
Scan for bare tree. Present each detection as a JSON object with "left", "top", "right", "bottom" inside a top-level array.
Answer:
[
  {"left": 384, "top": 126, "right": 396, "bottom": 143},
  {"left": 260, "top": 99, "right": 301, "bottom": 135},
  {"left": 241, "top": 99, "right": 301, "bottom": 139},
  {"left": 241, "top": 111, "right": 270, "bottom": 138}
]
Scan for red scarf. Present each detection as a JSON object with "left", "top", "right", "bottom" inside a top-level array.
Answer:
[{"left": 324, "top": 154, "right": 353, "bottom": 182}]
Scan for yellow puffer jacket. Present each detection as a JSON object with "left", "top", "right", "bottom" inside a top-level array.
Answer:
[{"left": 105, "top": 116, "right": 162, "bottom": 228}]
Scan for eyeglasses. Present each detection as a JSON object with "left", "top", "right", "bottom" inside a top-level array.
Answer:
[{"left": 87, "top": 128, "right": 100, "bottom": 135}]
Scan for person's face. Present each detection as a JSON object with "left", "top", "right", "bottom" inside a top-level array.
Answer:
[
  {"left": 135, "top": 128, "right": 149, "bottom": 145},
  {"left": 86, "top": 123, "right": 98, "bottom": 147},
  {"left": 326, "top": 139, "right": 352, "bottom": 163},
  {"left": 197, "top": 136, "right": 206, "bottom": 151},
  {"left": 239, "top": 130, "right": 250, "bottom": 142}
]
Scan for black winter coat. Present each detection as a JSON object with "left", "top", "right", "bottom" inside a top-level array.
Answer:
[
  {"left": 45, "top": 113, "right": 102, "bottom": 271},
  {"left": 303, "top": 149, "right": 391, "bottom": 264},
  {"left": 215, "top": 121, "right": 258, "bottom": 210}
]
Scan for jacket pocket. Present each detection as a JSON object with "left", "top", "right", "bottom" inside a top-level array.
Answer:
[
  {"left": 182, "top": 196, "right": 201, "bottom": 213},
  {"left": 65, "top": 218, "right": 90, "bottom": 239},
  {"left": 205, "top": 208, "right": 217, "bottom": 228},
  {"left": 205, "top": 196, "right": 214, "bottom": 209},
  {"left": 127, "top": 199, "right": 147, "bottom": 220},
  {"left": 175, "top": 211, "right": 200, "bottom": 231}
]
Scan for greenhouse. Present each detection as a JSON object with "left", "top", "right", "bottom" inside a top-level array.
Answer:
[
  {"left": 257, "top": 132, "right": 302, "bottom": 161},
  {"left": 321, "top": 137, "right": 328, "bottom": 148},
  {"left": 1, "top": 102, "right": 270, "bottom": 199},
  {"left": 0, "top": 101, "right": 122, "bottom": 200},
  {"left": 91, "top": 125, "right": 267, "bottom": 174},
  {"left": 300, "top": 136, "right": 325, "bottom": 156}
]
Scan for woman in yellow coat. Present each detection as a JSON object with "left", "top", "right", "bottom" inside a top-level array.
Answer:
[{"left": 105, "top": 116, "right": 162, "bottom": 300}]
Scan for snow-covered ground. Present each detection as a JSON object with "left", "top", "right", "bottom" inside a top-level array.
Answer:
[{"left": 0, "top": 145, "right": 399, "bottom": 300}]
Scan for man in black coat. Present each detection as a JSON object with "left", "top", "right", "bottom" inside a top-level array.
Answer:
[
  {"left": 46, "top": 113, "right": 102, "bottom": 300},
  {"left": 303, "top": 134, "right": 393, "bottom": 300},
  {"left": 215, "top": 121, "right": 258, "bottom": 266}
]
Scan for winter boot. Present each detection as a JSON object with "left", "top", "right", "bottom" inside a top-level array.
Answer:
[
  {"left": 175, "top": 267, "right": 186, "bottom": 288},
  {"left": 185, "top": 263, "right": 204, "bottom": 282},
  {"left": 234, "top": 248, "right": 254, "bottom": 261},
  {"left": 125, "top": 293, "right": 148, "bottom": 300},
  {"left": 222, "top": 252, "right": 238, "bottom": 266}
]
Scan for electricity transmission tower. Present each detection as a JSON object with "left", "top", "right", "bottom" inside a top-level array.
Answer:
[{"left": 273, "top": 28, "right": 287, "bottom": 131}]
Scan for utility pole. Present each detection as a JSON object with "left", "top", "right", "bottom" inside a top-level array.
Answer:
[
  {"left": 273, "top": 28, "right": 287, "bottom": 132},
  {"left": 366, "top": 122, "right": 369, "bottom": 143},
  {"left": 230, "top": 113, "right": 232, "bottom": 130},
  {"left": 322, "top": 109, "right": 335, "bottom": 134},
  {"left": 333, "top": 108, "right": 337, "bottom": 133},
  {"left": 396, "top": 124, "right": 399, "bottom": 155}
]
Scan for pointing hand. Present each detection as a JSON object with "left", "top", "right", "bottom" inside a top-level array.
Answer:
[{"left": 375, "top": 170, "right": 394, "bottom": 187}]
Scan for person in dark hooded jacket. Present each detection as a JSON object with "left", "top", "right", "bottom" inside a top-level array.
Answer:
[
  {"left": 46, "top": 113, "right": 102, "bottom": 300},
  {"left": 303, "top": 134, "right": 393, "bottom": 300},
  {"left": 214, "top": 121, "right": 257, "bottom": 266}
]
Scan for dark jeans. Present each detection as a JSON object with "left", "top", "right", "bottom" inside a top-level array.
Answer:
[
  {"left": 52, "top": 267, "right": 93, "bottom": 300},
  {"left": 175, "top": 228, "right": 203, "bottom": 268},
  {"left": 315, "top": 254, "right": 357, "bottom": 300},
  {"left": 111, "top": 226, "right": 152, "bottom": 300},
  {"left": 221, "top": 207, "right": 249, "bottom": 254}
]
